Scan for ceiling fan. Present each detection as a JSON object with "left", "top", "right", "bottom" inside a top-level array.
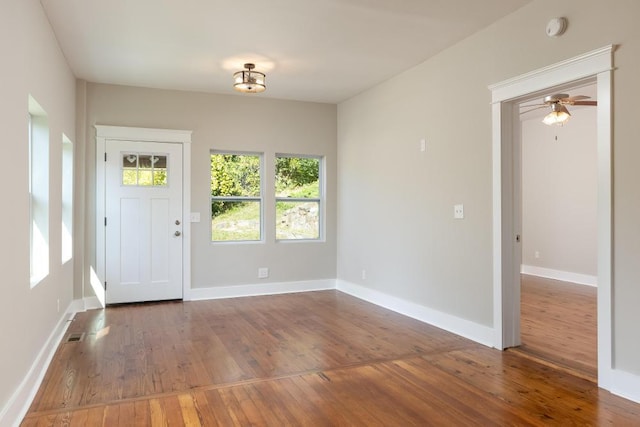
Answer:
[{"left": 521, "top": 93, "right": 597, "bottom": 126}]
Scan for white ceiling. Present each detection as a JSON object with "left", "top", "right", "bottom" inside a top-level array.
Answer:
[{"left": 41, "top": 0, "right": 532, "bottom": 104}]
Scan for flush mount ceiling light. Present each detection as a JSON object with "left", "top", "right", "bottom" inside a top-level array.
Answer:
[{"left": 233, "top": 63, "right": 266, "bottom": 93}]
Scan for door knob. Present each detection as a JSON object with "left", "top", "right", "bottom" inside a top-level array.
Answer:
[
  {"left": 175, "top": 220, "right": 181, "bottom": 225},
  {"left": 174, "top": 231, "right": 181, "bottom": 236}
]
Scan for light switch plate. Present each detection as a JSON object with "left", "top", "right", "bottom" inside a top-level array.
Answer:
[{"left": 190, "top": 212, "right": 201, "bottom": 223}]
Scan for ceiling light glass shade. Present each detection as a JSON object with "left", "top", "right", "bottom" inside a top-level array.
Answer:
[
  {"left": 233, "top": 63, "right": 266, "bottom": 93},
  {"left": 542, "top": 103, "right": 570, "bottom": 126}
]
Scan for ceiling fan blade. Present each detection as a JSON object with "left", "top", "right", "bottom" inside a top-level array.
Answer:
[
  {"left": 519, "top": 102, "right": 546, "bottom": 109},
  {"left": 520, "top": 105, "right": 548, "bottom": 115},
  {"left": 563, "top": 95, "right": 590, "bottom": 102},
  {"left": 571, "top": 100, "right": 597, "bottom": 106}
]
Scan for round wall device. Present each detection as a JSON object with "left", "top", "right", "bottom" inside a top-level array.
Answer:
[{"left": 546, "top": 17, "right": 568, "bottom": 37}]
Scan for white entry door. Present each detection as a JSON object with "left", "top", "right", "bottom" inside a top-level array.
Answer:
[{"left": 105, "top": 140, "right": 183, "bottom": 304}]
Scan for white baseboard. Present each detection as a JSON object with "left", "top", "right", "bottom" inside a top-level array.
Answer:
[
  {"left": 336, "top": 280, "right": 495, "bottom": 348},
  {"left": 0, "top": 307, "right": 75, "bottom": 427},
  {"left": 67, "top": 299, "right": 86, "bottom": 313},
  {"left": 83, "top": 296, "right": 103, "bottom": 310},
  {"left": 67, "top": 296, "right": 103, "bottom": 314},
  {"left": 521, "top": 265, "right": 597, "bottom": 287},
  {"left": 188, "top": 279, "right": 336, "bottom": 301},
  {"left": 608, "top": 369, "right": 640, "bottom": 404}
]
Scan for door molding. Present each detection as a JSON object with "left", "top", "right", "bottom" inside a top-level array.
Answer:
[
  {"left": 95, "top": 125, "right": 192, "bottom": 305},
  {"left": 488, "top": 46, "right": 613, "bottom": 388}
]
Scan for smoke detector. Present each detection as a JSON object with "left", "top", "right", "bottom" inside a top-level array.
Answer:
[{"left": 546, "top": 17, "right": 568, "bottom": 37}]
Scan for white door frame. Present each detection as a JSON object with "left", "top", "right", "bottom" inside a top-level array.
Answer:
[
  {"left": 489, "top": 45, "right": 614, "bottom": 389},
  {"left": 95, "top": 125, "right": 192, "bottom": 305}
]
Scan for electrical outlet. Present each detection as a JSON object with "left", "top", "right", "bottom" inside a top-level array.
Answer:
[
  {"left": 57, "top": 299, "right": 60, "bottom": 313},
  {"left": 258, "top": 267, "right": 269, "bottom": 279},
  {"left": 454, "top": 204, "right": 464, "bottom": 219},
  {"left": 361, "top": 270, "right": 367, "bottom": 280},
  {"left": 535, "top": 251, "right": 540, "bottom": 259}
]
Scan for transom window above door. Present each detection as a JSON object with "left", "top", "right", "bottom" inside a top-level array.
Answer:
[{"left": 121, "top": 152, "right": 168, "bottom": 186}]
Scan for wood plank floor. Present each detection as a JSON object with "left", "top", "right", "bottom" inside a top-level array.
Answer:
[
  {"left": 22, "top": 290, "right": 640, "bottom": 426},
  {"left": 515, "top": 274, "right": 597, "bottom": 381}
]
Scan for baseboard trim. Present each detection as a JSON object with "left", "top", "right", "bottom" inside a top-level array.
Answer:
[
  {"left": 83, "top": 296, "right": 103, "bottom": 310},
  {"left": 521, "top": 265, "right": 597, "bottom": 287},
  {"left": 608, "top": 369, "right": 640, "bottom": 404},
  {"left": 0, "top": 307, "right": 74, "bottom": 427},
  {"left": 68, "top": 297, "right": 102, "bottom": 314},
  {"left": 336, "top": 280, "right": 494, "bottom": 348},
  {"left": 188, "top": 279, "right": 336, "bottom": 301}
]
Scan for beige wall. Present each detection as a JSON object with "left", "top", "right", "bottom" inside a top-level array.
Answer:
[
  {"left": 0, "top": 0, "right": 76, "bottom": 414},
  {"left": 337, "top": 0, "right": 640, "bottom": 374},
  {"left": 521, "top": 107, "right": 597, "bottom": 277},
  {"left": 83, "top": 83, "right": 337, "bottom": 291}
]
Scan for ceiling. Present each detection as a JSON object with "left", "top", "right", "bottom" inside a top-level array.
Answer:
[{"left": 41, "top": 0, "right": 532, "bottom": 104}]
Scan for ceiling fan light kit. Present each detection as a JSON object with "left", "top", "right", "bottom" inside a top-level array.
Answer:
[
  {"left": 543, "top": 103, "right": 571, "bottom": 126},
  {"left": 520, "top": 92, "right": 597, "bottom": 126},
  {"left": 233, "top": 63, "right": 266, "bottom": 93}
]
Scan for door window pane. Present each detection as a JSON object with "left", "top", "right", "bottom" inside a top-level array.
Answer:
[{"left": 122, "top": 153, "right": 168, "bottom": 186}]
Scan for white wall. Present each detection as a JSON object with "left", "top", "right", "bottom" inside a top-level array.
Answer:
[
  {"left": 83, "top": 83, "right": 337, "bottom": 293},
  {"left": 337, "top": 0, "right": 640, "bottom": 375},
  {"left": 521, "top": 107, "right": 597, "bottom": 281},
  {"left": 0, "top": 0, "right": 76, "bottom": 419}
]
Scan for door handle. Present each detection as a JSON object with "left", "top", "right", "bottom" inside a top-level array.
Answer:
[{"left": 174, "top": 231, "right": 181, "bottom": 237}]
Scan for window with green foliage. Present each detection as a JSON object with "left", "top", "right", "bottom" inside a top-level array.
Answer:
[
  {"left": 275, "top": 155, "right": 321, "bottom": 240},
  {"left": 211, "top": 152, "right": 262, "bottom": 242}
]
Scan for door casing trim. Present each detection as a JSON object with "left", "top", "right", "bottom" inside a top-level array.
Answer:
[
  {"left": 95, "top": 125, "right": 193, "bottom": 305},
  {"left": 488, "top": 45, "right": 613, "bottom": 389}
]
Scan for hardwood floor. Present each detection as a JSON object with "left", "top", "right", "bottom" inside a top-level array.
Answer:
[
  {"left": 22, "top": 290, "right": 640, "bottom": 426},
  {"left": 515, "top": 274, "right": 597, "bottom": 381}
]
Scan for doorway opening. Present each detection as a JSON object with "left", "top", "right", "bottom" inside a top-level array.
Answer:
[
  {"left": 489, "top": 45, "right": 613, "bottom": 389},
  {"left": 512, "top": 81, "right": 598, "bottom": 381}
]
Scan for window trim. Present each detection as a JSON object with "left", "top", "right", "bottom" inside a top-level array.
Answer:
[
  {"left": 210, "top": 150, "right": 264, "bottom": 243},
  {"left": 28, "top": 95, "right": 50, "bottom": 286},
  {"left": 61, "top": 134, "right": 73, "bottom": 264},
  {"left": 275, "top": 153, "right": 324, "bottom": 242}
]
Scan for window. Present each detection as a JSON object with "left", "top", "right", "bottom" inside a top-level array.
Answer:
[
  {"left": 28, "top": 95, "right": 50, "bottom": 285},
  {"left": 122, "top": 152, "right": 168, "bottom": 186},
  {"left": 275, "top": 155, "right": 322, "bottom": 240},
  {"left": 211, "top": 152, "right": 262, "bottom": 242},
  {"left": 61, "top": 134, "right": 73, "bottom": 264}
]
